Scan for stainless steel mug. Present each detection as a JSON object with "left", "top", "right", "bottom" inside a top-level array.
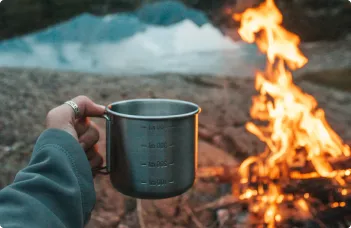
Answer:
[{"left": 97, "top": 99, "right": 201, "bottom": 199}]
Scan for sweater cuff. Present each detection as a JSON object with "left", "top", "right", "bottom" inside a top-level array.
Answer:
[{"left": 33, "top": 128, "right": 96, "bottom": 223}]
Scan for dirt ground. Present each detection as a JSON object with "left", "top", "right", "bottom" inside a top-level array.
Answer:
[{"left": 1, "top": 67, "right": 351, "bottom": 227}]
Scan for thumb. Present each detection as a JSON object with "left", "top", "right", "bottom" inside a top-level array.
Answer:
[
  {"left": 69, "top": 95, "right": 106, "bottom": 119},
  {"left": 46, "top": 96, "right": 105, "bottom": 139}
]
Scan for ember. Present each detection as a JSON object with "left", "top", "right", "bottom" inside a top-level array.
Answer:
[{"left": 199, "top": 0, "right": 351, "bottom": 227}]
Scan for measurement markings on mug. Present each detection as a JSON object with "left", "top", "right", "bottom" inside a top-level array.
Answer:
[
  {"left": 143, "top": 142, "right": 173, "bottom": 149},
  {"left": 142, "top": 124, "right": 177, "bottom": 130},
  {"left": 149, "top": 179, "right": 167, "bottom": 186},
  {"left": 148, "top": 160, "right": 168, "bottom": 168},
  {"left": 148, "top": 124, "right": 165, "bottom": 130},
  {"left": 140, "top": 143, "right": 174, "bottom": 150}
]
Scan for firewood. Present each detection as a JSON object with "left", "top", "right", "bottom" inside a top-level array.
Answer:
[
  {"left": 137, "top": 199, "right": 146, "bottom": 228},
  {"left": 183, "top": 203, "right": 206, "bottom": 228},
  {"left": 198, "top": 154, "right": 351, "bottom": 182},
  {"left": 194, "top": 195, "right": 240, "bottom": 213}
]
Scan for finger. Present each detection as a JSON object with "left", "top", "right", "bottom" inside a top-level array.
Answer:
[
  {"left": 86, "top": 144, "right": 99, "bottom": 161},
  {"left": 87, "top": 148, "right": 103, "bottom": 168},
  {"left": 91, "top": 155, "right": 103, "bottom": 169},
  {"left": 78, "top": 121, "right": 100, "bottom": 151},
  {"left": 46, "top": 106, "right": 78, "bottom": 139},
  {"left": 71, "top": 95, "right": 106, "bottom": 119},
  {"left": 46, "top": 96, "right": 105, "bottom": 127},
  {"left": 75, "top": 117, "right": 90, "bottom": 137}
]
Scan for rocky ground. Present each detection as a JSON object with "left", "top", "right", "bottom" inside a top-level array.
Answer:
[{"left": 1, "top": 67, "right": 351, "bottom": 227}]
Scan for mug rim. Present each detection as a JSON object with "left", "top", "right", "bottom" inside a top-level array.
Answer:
[{"left": 105, "top": 98, "right": 201, "bottom": 120}]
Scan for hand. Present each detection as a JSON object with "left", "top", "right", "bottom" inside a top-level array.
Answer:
[{"left": 45, "top": 95, "right": 105, "bottom": 171}]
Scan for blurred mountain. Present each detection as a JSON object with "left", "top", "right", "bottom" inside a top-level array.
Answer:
[
  {"left": 0, "top": 1, "right": 209, "bottom": 53},
  {"left": 0, "top": 0, "right": 350, "bottom": 42},
  {"left": 0, "top": 0, "right": 219, "bottom": 41},
  {"left": 0, "top": 1, "right": 209, "bottom": 43},
  {"left": 0, "top": 10, "right": 247, "bottom": 76},
  {"left": 135, "top": 1, "right": 208, "bottom": 26},
  {"left": 33, "top": 14, "right": 148, "bottom": 43}
]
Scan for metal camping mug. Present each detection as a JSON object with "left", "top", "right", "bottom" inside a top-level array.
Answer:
[{"left": 97, "top": 99, "right": 201, "bottom": 199}]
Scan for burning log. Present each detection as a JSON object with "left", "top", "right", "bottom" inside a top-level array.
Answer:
[
  {"left": 198, "top": 155, "right": 351, "bottom": 182},
  {"left": 234, "top": 0, "right": 351, "bottom": 224},
  {"left": 197, "top": 2, "right": 351, "bottom": 226}
]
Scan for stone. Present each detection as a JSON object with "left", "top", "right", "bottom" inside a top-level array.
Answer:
[
  {"left": 212, "top": 134, "right": 233, "bottom": 155},
  {"left": 124, "top": 196, "right": 137, "bottom": 213},
  {"left": 197, "top": 210, "right": 216, "bottom": 227},
  {"left": 198, "top": 125, "right": 217, "bottom": 140},
  {"left": 198, "top": 140, "right": 238, "bottom": 166},
  {"left": 117, "top": 224, "right": 129, "bottom": 228},
  {"left": 216, "top": 209, "right": 230, "bottom": 226},
  {"left": 148, "top": 198, "right": 180, "bottom": 218},
  {"left": 222, "top": 126, "right": 265, "bottom": 158}
]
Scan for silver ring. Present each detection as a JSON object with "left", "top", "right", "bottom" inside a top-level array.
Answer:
[{"left": 64, "top": 100, "right": 80, "bottom": 118}]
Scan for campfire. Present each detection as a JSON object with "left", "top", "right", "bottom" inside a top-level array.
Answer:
[{"left": 198, "top": 0, "right": 351, "bottom": 226}]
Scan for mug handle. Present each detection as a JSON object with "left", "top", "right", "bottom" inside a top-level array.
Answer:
[{"left": 92, "top": 110, "right": 111, "bottom": 175}]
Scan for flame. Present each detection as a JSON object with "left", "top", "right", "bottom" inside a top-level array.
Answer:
[{"left": 233, "top": 0, "right": 351, "bottom": 226}]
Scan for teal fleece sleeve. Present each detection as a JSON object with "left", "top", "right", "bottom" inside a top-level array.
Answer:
[{"left": 0, "top": 128, "right": 96, "bottom": 228}]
